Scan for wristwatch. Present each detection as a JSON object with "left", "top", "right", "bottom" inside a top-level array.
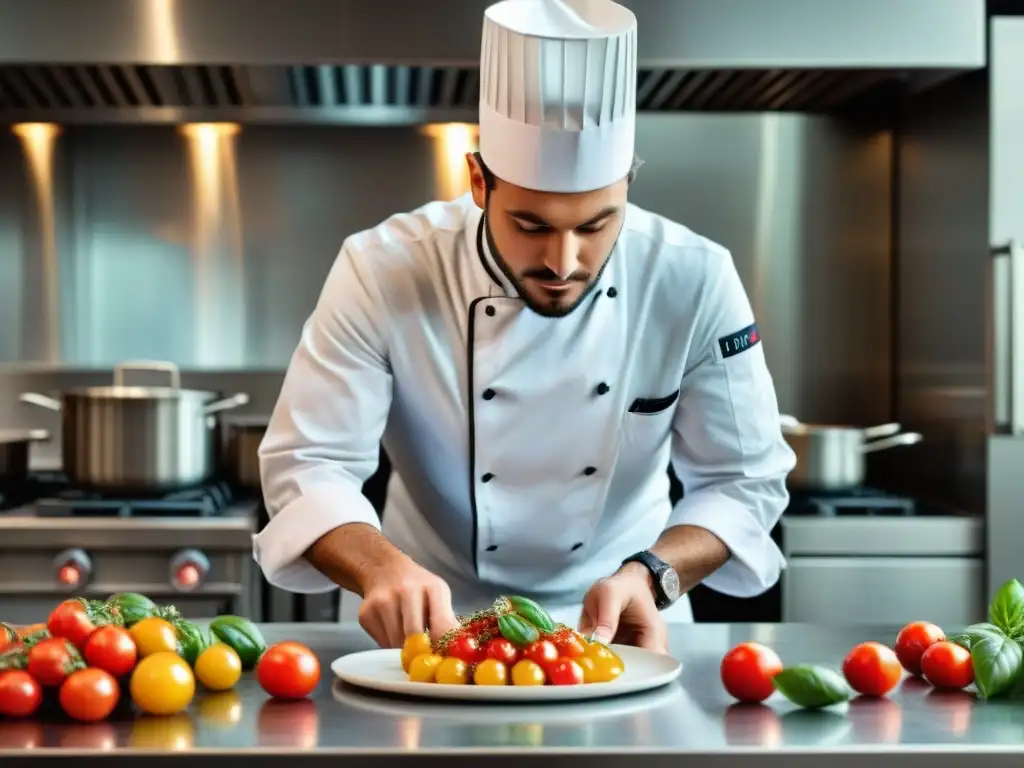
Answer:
[{"left": 621, "top": 550, "right": 681, "bottom": 610}]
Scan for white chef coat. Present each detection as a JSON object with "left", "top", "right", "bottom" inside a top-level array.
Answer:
[{"left": 253, "top": 193, "right": 796, "bottom": 626}]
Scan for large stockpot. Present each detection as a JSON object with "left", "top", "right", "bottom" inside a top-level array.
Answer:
[
  {"left": 19, "top": 361, "right": 249, "bottom": 493},
  {"left": 0, "top": 429, "right": 50, "bottom": 484},
  {"left": 780, "top": 415, "right": 923, "bottom": 491},
  {"left": 217, "top": 415, "right": 269, "bottom": 493}
]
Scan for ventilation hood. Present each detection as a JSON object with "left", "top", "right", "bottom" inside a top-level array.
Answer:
[{"left": 0, "top": 0, "right": 986, "bottom": 124}]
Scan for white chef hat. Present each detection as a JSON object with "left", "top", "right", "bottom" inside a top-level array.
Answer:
[{"left": 478, "top": 0, "right": 638, "bottom": 194}]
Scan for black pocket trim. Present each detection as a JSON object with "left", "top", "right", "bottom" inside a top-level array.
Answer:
[{"left": 628, "top": 389, "right": 680, "bottom": 415}]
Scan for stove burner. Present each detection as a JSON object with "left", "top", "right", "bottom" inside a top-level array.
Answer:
[
  {"left": 787, "top": 486, "right": 916, "bottom": 517},
  {"left": 33, "top": 480, "right": 235, "bottom": 518}
]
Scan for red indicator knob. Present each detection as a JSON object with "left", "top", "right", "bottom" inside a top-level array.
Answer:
[
  {"left": 176, "top": 564, "right": 201, "bottom": 589},
  {"left": 57, "top": 564, "right": 80, "bottom": 586}
]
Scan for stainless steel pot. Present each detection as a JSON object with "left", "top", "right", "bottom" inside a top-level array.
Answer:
[
  {"left": 0, "top": 429, "right": 50, "bottom": 484},
  {"left": 19, "top": 361, "right": 249, "bottom": 492},
  {"left": 217, "top": 415, "right": 269, "bottom": 493},
  {"left": 780, "top": 415, "right": 923, "bottom": 491}
]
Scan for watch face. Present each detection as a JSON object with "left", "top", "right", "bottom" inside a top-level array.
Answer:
[{"left": 660, "top": 568, "right": 681, "bottom": 602}]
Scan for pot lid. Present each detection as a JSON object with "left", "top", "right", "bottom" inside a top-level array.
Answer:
[{"left": 66, "top": 386, "right": 221, "bottom": 400}]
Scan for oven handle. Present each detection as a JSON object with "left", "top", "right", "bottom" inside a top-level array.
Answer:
[{"left": 992, "top": 240, "right": 1024, "bottom": 433}]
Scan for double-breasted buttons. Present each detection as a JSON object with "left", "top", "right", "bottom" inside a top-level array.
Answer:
[
  {"left": 595, "top": 382, "right": 610, "bottom": 396},
  {"left": 485, "top": 305, "right": 496, "bottom": 316},
  {"left": 571, "top": 542, "right": 584, "bottom": 551},
  {"left": 583, "top": 466, "right": 597, "bottom": 476},
  {"left": 606, "top": 287, "right": 618, "bottom": 298},
  {"left": 486, "top": 545, "right": 498, "bottom": 552},
  {"left": 483, "top": 388, "right": 496, "bottom": 400},
  {"left": 481, "top": 472, "right": 494, "bottom": 483}
]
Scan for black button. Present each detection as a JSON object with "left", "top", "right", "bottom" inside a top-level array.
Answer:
[
  {"left": 571, "top": 542, "right": 584, "bottom": 551},
  {"left": 485, "top": 305, "right": 496, "bottom": 316},
  {"left": 482, "top": 472, "right": 495, "bottom": 483},
  {"left": 486, "top": 545, "right": 498, "bottom": 552},
  {"left": 583, "top": 466, "right": 597, "bottom": 476},
  {"left": 607, "top": 287, "right": 618, "bottom": 298},
  {"left": 483, "top": 388, "right": 496, "bottom": 400},
  {"left": 595, "top": 382, "right": 610, "bottom": 395}
]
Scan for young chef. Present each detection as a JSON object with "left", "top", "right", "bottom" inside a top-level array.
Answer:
[{"left": 253, "top": 0, "right": 796, "bottom": 653}]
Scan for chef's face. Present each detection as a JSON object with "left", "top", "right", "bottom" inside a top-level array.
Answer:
[{"left": 466, "top": 153, "right": 627, "bottom": 318}]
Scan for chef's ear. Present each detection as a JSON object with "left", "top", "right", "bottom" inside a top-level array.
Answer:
[{"left": 466, "top": 152, "right": 494, "bottom": 210}]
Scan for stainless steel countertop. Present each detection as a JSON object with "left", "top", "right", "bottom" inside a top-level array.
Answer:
[{"left": 1, "top": 622, "right": 1021, "bottom": 767}]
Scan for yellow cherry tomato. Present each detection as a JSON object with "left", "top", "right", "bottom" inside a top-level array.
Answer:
[
  {"left": 584, "top": 641, "right": 622, "bottom": 664},
  {"left": 401, "top": 632, "right": 433, "bottom": 672},
  {"left": 511, "top": 659, "right": 546, "bottom": 686},
  {"left": 408, "top": 653, "right": 443, "bottom": 683},
  {"left": 577, "top": 656, "right": 601, "bottom": 684},
  {"left": 589, "top": 655, "right": 625, "bottom": 683},
  {"left": 434, "top": 656, "right": 470, "bottom": 685},
  {"left": 130, "top": 652, "right": 196, "bottom": 715},
  {"left": 473, "top": 658, "right": 508, "bottom": 686},
  {"left": 129, "top": 617, "right": 179, "bottom": 658},
  {"left": 194, "top": 644, "right": 243, "bottom": 691}
]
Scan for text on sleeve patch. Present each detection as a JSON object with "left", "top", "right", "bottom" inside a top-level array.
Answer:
[{"left": 718, "top": 323, "right": 760, "bottom": 359}]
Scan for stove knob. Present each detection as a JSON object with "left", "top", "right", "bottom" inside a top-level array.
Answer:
[
  {"left": 169, "top": 549, "right": 210, "bottom": 592},
  {"left": 53, "top": 549, "right": 92, "bottom": 590}
]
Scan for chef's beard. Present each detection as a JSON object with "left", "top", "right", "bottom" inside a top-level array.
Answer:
[{"left": 483, "top": 213, "right": 613, "bottom": 319}]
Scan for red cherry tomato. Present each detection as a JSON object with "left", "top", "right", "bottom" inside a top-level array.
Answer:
[
  {"left": 0, "top": 670, "right": 43, "bottom": 717},
  {"left": 84, "top": 626, "right": 138, "bottom": 678},
  {"left": 482, "top": 637, "right": 519, "bottom": 666},
  {"left": 257, "top": 642, "right": 321, "bottom": 700},
  {"left": 522, "top": 639, "right": 559, "bottom": 668},
  {"left": 47, "top": 600, "right": 97, "bottom": 650},
  {"left": 720, "top": 642, "right": 784, "bottom": 704},
  {"left": 547, "top": 658, "right": 585, "bottom": 686},
  {"left": 551, "top": 633, "right": 587, "bottom": 659},
  {"left": 842, "top": 641, "right": 902, "bottom": 697},
  {"left": 445, "top": 635, "right": 482, "bottom": 665},
  {"left": 59, "top": 668, "right": 120, "bottom": 722},
  {"left": 920, "top": 641, "right": 974, "bottom": 691},
  {"left": 27, "top": 637, "right": 81, "bottom": 688},
  {"left": 894, "top": 621, "right": 945, "bottom": 677}
]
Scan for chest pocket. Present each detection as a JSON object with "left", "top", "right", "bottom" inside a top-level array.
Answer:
[{"left": 622, "top": 388, "right": 679, "bottom": 453}]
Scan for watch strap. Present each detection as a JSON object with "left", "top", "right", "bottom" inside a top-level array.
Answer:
[{"left": 622, "top": 550, "right": 673, "bottom": 609}]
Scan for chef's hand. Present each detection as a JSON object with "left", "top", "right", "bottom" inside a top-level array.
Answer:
[
  {"left": 358, "top": 558, "right": 460, "bottom": 649},
  {"left": 578, "top": 567, "right": 668, "bottom": 653}
]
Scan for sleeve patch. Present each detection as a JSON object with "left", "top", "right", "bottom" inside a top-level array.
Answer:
[{"left": 718, "top": 323, "right": 760, "bottom": 360}]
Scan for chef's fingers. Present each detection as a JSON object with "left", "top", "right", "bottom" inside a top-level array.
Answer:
[
  {"left": 401, "top": 587, "right": 426, "bottom": 639},
  {"left": 634, "top": 605, "right": 669, "bottom": 653},
  {"left": 425, "top": 582, "right": 459, "bottom": 645},
  {"left": 578, "top": 578, "right": 621, "bottom": 645},
  {"left": 357, "top": 603, "right": 390, "bottom": 648},
  {"left": 381, "top": 604, "right": 405, "bottom": 648}
]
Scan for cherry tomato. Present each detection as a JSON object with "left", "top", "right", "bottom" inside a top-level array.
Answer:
[
  {"left": 547, "top": 658, "right": 585, "bottom": 686},
  {"left": 444, "top": 635, "right": 482, "bottom": 665},
  {"left": 482, "top": 637, "right": 519, "bottom": 666},
  {"left": 27, "top": 637, "right": 81, "bottom": 687},
  {"left": 435, "top": 656, "right": 470, "bottom": 685},
  {"left": 47, "top": 600, "right": 97, "bottom": 650},
  {"left": 522, "top": 639, "right": 558, "bottom": 668},
  {"left": 129, "top": 618, "right": 178, "bottom": 658},
  {"left": 401, "top": 633, "right": 433, "bottom": 673},
  {"left": 194, "top": 644, "right": 243, "bottom": 691},
  {"left": 552, "top": 633, "right": 586, "bottom": 659},
  {"left": 84, "top": 626, "right": 138, "bottom": 678},
  {"left": 894, "top": 621, "right": 945, "bottom": 677},
  {"left": 720, "top": 642, "right": 784, "bottom": 704},
  {"left": 407, "top": 653, "right": 443, "bottom": 683},
  {"left": 130, "top": 652, "right": 195, "bottom": 715},
  {"left": 920, "top": 641, "right": 974, "bottom": 691},
  {"left": 589, "top": 654, "right": 624, "bottom": 683},
  {"left": 257, "top": 642, "right": 321, "bottom": 700},
  {"left": 842, "top": 641, "right": 902, "bottom": 697},
  {"left": 510, "top": 659, "right": 546, "bottom": 686},
  {"left": 59, "top": 668, "right": 120, "bottom": 722},
  {"left": 473, "top": 658, "right": 509, "bottom": 686},
  {"left": 0, "top": 670, "right": 43, "bottom": 717}
]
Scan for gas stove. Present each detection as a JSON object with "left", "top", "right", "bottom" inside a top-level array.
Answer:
[
  {"left": 785, "top": 486, "right": 918, "bottom": 517},
  {"left": 0, "top": 473, "right": 259, "bottom": 626}
]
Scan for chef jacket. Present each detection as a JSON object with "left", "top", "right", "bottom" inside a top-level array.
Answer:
[{"left": 253, "top": 192, "right": 796, "bottom": 622}]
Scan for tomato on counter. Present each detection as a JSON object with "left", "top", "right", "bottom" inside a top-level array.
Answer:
[
  {"left": 84, "top": 626, "right": 138, "bottom": 679},
  {"left": 47, "top": 600, "right": 97, "bottom": 650},
  {"left": 920, "top": 641, "right": 974, "bottom": 691},
  {"left": 894, "top": 621, "right": 945, "bottom": 677},
  {"left": 0, "top": 670, "right": 42, "bottom": 717},
  {"left": 842, "top": 641, "right": 902, "bottom": 697},
  {"left": 130, "top": 652, "right": 196, "bottom": 715},
  {"left": 721, "top": 642, "right": 784, "bottom": 704},
  {"left": 256, "top": 642, "right": 321, "bottom": 700},
  {"left": 194, "top": 644, "right": 243, "bottom": 692},
  {"left": 59, "top": 668, "right": 120, "bottom": 722},
  {"left": 27, "top": 638, "right": 82, "bottom": 688},
  {"left": 129, "top": 618, "right": 179, "bottom": 658}
]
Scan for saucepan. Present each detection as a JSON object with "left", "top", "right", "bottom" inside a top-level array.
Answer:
[
  {"left": 216, "top": 414, "right": 270, "bottom": 493},
  {"left": 0, "top": 429, "right": 50, "bottom": 484},
  {"left": 779, "top": 414, "right": 923, "bottom": 491},
  {"left": 19, "top": 360, "right": 249, "bottom": 492}
]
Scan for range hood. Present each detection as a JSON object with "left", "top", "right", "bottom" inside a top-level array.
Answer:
[{"left": 0, "top": 0, "right": 986, "bottom": 124}]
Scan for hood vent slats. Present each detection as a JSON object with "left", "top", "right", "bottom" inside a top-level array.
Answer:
[{"left": 0, "top": 64, "right": 915, "bottom": 120}]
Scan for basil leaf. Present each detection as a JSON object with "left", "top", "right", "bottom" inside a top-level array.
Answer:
[
  {"left": 773, "top": 665, "right": 852, "bottom": 709},
  {"left": 949, "top": 622, "right": 1005, "bottom": 650},
  {"left": 971, "top": 628, "right": 1024, "bottom": 699},
  {"left": 989, "top": 579, "right": 1024, "bottom": 638}
]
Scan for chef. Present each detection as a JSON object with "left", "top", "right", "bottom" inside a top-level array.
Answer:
[{"left": 253, "top": 0, "right": 796, "bottom": 653}]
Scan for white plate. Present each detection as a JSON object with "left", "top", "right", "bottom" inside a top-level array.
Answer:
[{"left": 330, "top": 644, "right": 683, "bottom": 702}]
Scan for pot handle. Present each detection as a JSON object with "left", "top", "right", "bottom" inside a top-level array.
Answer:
[
  {"left": 114, "top": 360, "right": 181, "bottom": 389},
  {"left": 861, "top": 432, "right": 923, "bottom": 454},
  {"left": 202, "top": 393, "right": 250, "bottom": 416},
  {"left": 862, "top": 422, "right": 901, "bottom": 439},
  {"left": 19, "top": 392, "right": 62, "bottom": 412},
  {"left": 779, "top": 414, "right": 801, "bottom": 432}
]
